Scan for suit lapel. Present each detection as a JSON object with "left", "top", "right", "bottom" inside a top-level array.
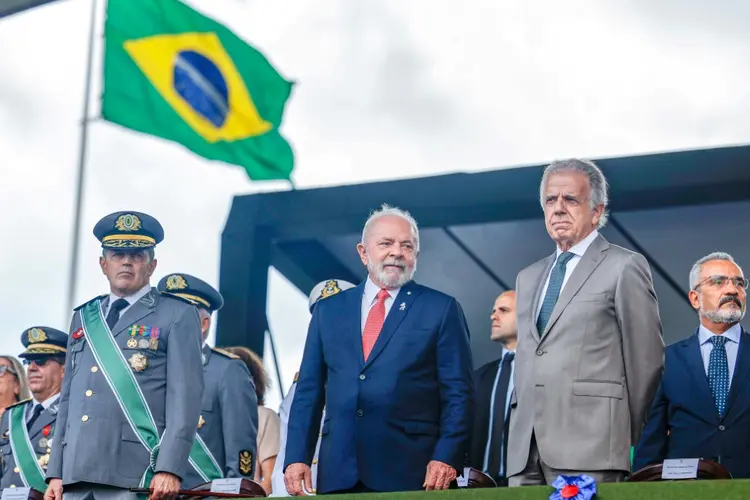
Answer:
[
  {"left": 348, "top": 282, "right": 366, "bottom": 370},
  {"left": 679, "top": 333, "right": 718, "bottom": 421},
  {"left": 726, "top": 329, "right": 750, "bottom": 415},
  {"left": 29, "top": 408, "right": 56, "bottom": 441},
  {"left": 112, "top": 288, "right": 158, "bottom": 337},
  {"left": 530, "top": 255, "right": 555, "bottom": 341},
  {"left": 541, "top": 235, "right": 608, "bottom": 338},
  {"left": 364, "top": 281, "right": 422, "bottom": 368}
]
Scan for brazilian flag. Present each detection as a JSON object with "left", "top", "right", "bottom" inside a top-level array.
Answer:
[{"left": 102, "top": 0, "right": 294, "bottom": 181}]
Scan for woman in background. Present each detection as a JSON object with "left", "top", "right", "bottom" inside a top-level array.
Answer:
[
  {"left": 0, "top": 355, "right": 30, "bottom": 416},
  {"left": 225, "top": 346, "right": 281, "bottom": 495}
]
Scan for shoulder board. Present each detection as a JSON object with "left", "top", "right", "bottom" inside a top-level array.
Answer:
[
  {"left": 74, "top": 294, "right": 108, "bottom": 311},
  {"left": 5, "top": 398, "right": 32, "bottom": 410},
  {"left": 211, "top": 347, "right": 239, "bottom": 359},
  {"left": 293, "top": 372, "right": 299, "bottom": 383},
  {"left": 159, "top": 292, "right": 200, "bottom": 307}
]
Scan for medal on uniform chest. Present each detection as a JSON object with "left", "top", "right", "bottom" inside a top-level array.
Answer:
[
  {"left": 138, "top": 338, "right": 150, "bottom": 349},
  {"left": 39, "top": 424, "right": 53, "bottom": 448},
  {"left": 127, "top": 338, "right": 138, "bottom": 348},
  {"left": 128, "top": 352, "right": 148, "bottom": 372},
  {"left": 148, "top": 327, "right": 160, "bottom": 351},
  {"left": 38, "top": 437, "right": 48, "bottom": 448}
]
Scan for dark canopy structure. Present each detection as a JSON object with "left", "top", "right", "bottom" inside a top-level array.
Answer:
[{"left": 216, "top": 144, "right": 750, "bottom": 370}]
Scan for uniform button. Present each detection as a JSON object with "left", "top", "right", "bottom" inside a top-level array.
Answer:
[
  {"left": 312, "top": 459, "right": 318, "bottom": 464},
  {"left": 359, "top": 374, "right": 366, "bottom": 381},
  {"left": 356, "top": 409, "right": 364, "bottom": 417},
  {"left": 718, "top": 425, "right": 726, "bottom": 431},
  {"left": 81, "top": 415, "right": 89, "bottom": 422},
  {"left": 10, "top": 485, "right": 15, "bottom": 489},
  {"left": 13, "top": 467, "right": 19, "bottom": 473},
  {"left": 85, "top": 390, "right": 93, "bottom": 397},
  {"left": 91, "top": 366, "right": 98, "bottom": 373},
  {"left": 536, "top": 349, "right": 544, "bottom": 356}
]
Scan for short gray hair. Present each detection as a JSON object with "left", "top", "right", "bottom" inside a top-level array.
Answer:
[
  {"left": 539, "top": 158, "right": 610, "bottom": 228},
  {"left": 689, "top": 251, "right": 740, "bottom": 290},
  {"left": 361, "top": 204, "right": 420, "bottom": 253}
]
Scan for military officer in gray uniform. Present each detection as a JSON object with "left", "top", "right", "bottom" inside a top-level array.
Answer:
[
  {"left": 156, "top": 272, "right": 259, "bottom": 489},
  {"left": 45, "top": 211, "right": 205, "bottom": 500},
  {"left": 270, "top": 279, "right": 355, "bottom": 497},
  {"left": 0, "top": 327, "right": 67, "bottom": 491}
]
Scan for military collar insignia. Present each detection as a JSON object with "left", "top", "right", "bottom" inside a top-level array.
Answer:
[{"left": 239, "top": 450, "right": 253, "bottom": 475}]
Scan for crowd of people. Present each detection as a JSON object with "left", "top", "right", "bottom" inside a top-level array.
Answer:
[{"left": 0, "top": 158, "right": 748, "bottom": 500}]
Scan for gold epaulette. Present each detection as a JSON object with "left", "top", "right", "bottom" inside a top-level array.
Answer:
[
  {"left": 211, "top": 347, "right": 239, "bottom": 359},
  {"left": 73, "top": 294, "right": 109, "bottom": 311}
]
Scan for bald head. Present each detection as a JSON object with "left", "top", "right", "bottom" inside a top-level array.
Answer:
[{"left": 490, "top": 290, "right": 517, "bottom": 348}]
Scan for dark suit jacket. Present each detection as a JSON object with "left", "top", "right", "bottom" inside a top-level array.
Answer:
[
  {"left": 634, "top": 328, "right": 750, "bottom": 478},
  {"left": 469, "top": 358, "right": 505, "bottom": 471},
  {"left": 284, "top": 280, "right": 475, "bottom": 493}
]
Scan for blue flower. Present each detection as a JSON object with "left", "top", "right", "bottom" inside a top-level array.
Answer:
[{"left": 549, "top": 474, "right": 597, "bottom": 500}]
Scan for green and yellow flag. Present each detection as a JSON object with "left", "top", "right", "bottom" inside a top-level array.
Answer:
[{"left": 102, "top": 0, "right": 294, "bottom": 181}]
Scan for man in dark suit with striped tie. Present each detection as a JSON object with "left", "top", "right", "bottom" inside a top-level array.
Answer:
[{"left": 469, "top": 291, "right": 517, "bottom": 486}]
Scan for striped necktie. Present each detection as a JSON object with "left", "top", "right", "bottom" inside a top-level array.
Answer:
[{"left": 536, "top": 252, "right": 575, "bottom": 334}]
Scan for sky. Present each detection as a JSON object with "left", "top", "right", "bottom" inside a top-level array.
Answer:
[{"left": 1, "top": 0, "right": 749, "bottom": 411}]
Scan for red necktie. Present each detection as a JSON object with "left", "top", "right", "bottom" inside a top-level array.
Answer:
[{"left": 362, "top": 289, "right": 390, "bottom": 361}]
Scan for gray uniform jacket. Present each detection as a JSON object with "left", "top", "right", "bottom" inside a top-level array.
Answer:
[
  {"left": 0, "top": 397, "right": 60, "bottom": 489},
  {"left": 46, "top": 288, "right": 205, "bottom": 489},
  {"left": 182, "top": 345, "right": 259, "bottom": 489}
]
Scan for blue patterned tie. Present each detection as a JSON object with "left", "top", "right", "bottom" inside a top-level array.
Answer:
[
  {"left": 536, "top": 252, "right": 575, "bottom": 335},
  {"left": 708, "top": 335, "right": 730, "bottom": 417}
]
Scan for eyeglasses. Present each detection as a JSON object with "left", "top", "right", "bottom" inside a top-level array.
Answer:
[
  {"left": 694, "top": 275, "right": 749, "bottom": 291},
  {"left": 0, "top": 365, "right": 18, "bottom": 377}
]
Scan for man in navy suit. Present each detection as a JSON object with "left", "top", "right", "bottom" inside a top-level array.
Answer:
[
  {"left": 634, "top": 251, "right": 750, "bottom": 477},
  {"left": 283, "top": 204, "right": 474, "bottom": 495}
]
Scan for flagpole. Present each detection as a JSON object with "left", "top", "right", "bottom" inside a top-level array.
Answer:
[{"left": 65, "top": 0, "right": 99, "bottom": 317}]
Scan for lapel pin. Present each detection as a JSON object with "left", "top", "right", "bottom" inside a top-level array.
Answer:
[
  {"left": 399, "top": 302, "right": 406, "bottom": 311},
  {"left": 407, "top": 291, "right": 411, "bottom": 295}
]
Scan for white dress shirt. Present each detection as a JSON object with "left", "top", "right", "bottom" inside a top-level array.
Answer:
[
  {"left": 698, "top": 323, "right": 741, "bottom": 389},
  {"left": 26, "top": 393, "right": 60, "bottom": 421},
  {"left": 360, "top": 277, "right": 400, "bottom": 333},
  {"left": 104, "top": 283, "right": 152, "bottom": 319},
  {"left": 536, "top": 230, "right": 600, "bottom": 318}
]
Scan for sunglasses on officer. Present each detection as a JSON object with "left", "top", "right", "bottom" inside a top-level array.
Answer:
[
  {"left": 22, "top": 358, "right": 63, "bottom": 367},
  {"left": 0, "top": 365, "right": 17, "bottom": 377}
]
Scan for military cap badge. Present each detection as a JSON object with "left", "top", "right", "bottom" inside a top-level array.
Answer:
[
  {"left": 165, "top": 274, "right": 188, "bottom": 291},
  {"left": 28, "top": 328, "right": 47, "bottom": 344},
  {"left": 114, "top": 214, "right": 142, "bottom": 232},
  {"left": 319, "top": 280, "right": 341, "bottom": 300}
]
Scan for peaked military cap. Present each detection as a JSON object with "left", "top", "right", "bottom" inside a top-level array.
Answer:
[
  {"left": 19, "top": 326, "right": 68, "bottom": 360},
  {"left": 94, "top": 211, "right": 164, "bottom": 250},
  {"left": 308, "top": 279, "right": 356, "bottom": 312},
  {"left": 157, "top": 273, "right": 224, "bottom": 312}
]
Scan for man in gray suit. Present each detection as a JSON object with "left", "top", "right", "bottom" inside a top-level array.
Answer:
[
  {"left": 507, "top": 159, "right": 664, "bottom": 486},
  {"left": 156, "top": 273, "right": 259, "bottom": 489},
  {"left": 0, "top": 327, "right": 67, "bottom": 491},
  {"left": 45, "top": 211, "right": 206, "bottom": 500}
]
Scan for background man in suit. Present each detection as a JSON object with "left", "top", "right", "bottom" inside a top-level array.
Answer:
[
  {"left": 283, "top": 204, "right": 474, "bottom": 495},
  {"left": 156, "top": 273, "right": 259, "bottom": 489},
  {"left": 469, "top": 291, "right": 517, "bottom": 486},
  {"left": 508, "top": 159, "right": 664, "bottom": 486},
  {"left": 45, "top": 211, "right": 205, "bottom": 500},
  {"left": 0, "top": 327, "right": 67, "bottom": 490},
  {"left": 271, "top": 279, "right": 356, "bottom": 497},
  {"left": 634, "top": 252, "right": 750, "bottom": 477}
]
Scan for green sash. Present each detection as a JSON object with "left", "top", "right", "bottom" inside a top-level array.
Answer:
[
  {"left": 8, "top": 404, "right": 47, "bottom": 492},
  {"left": 79, "top": 299, "right": 222, "bottom": 487}
]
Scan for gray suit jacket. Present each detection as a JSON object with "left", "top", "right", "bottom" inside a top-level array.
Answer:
[
  {"left": 182, "top": 345, "right": 259, "bottom": 489},
  {"left": 0, "top": 396, "right": 60, "bottom": 489},
  {"left": 507, "top": 234, "right": 665, "bottom": 475},
  {"left": 46, "top": 288, "right": 205, "bottom": 489}
]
